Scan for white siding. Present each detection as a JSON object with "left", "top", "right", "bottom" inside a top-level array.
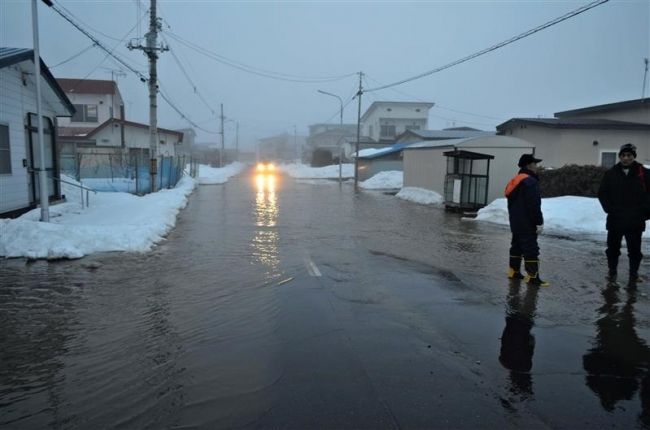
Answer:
[
  {"left": 0, "top": 64, "right": 59, "bottom": 214},
  {"left": 92, "top": 124, "right": 181, "bottom": 156},
  {"left": 403, "top": 136, "right": 535, "bottom": 205}
]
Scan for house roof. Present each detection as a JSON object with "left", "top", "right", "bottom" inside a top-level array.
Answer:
[
  {"left": 357, "top": 142, "right": 413, "bottom": 159},
  {"left": 86, "top": 118, "right": 184, "bottom": 140},
  {"left": 57, "top": 78, "right": 119, "bottom": 95},
  {"left": 58, "top": 126, "right": 98, "bottom": 137},
  {"left": 496, "top": 117, "right": 650, "bottom": 131},
  {"left": 361, "top": 101, "right": 434, "bottom": 122},
  {"left": 554, "top": 98, "right": 650, "bottom": 118},
  {"left": 443, "top": 149, "right": 495, "bottom": 160},
  {"left": 396, "top": 129, "right": 494, "bottom": 141},
  {"left": 405, "top": 135, "right": 534, "bottom": 150},
  {"left": 0, "top": 47, "right": 75, "bottom": 116}
]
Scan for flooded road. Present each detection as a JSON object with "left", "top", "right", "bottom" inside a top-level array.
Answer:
[{"left": 1, "top": 170, "right": 649, "bottom": 429}]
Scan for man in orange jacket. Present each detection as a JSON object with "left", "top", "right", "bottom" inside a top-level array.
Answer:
[{"left": 505, "top": 154, "right": 548, "bottom": 286}]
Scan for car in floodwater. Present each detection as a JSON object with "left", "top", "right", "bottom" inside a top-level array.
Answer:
[{"left": 256, "top": 160, "right": 276, "bottom": 173}]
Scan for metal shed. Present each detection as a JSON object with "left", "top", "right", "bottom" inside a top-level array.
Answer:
[{"left": 403, "top": 135, "right": 535, "bottom": 206}]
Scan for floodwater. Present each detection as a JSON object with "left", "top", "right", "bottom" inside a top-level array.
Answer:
[{"left": 1, "top": 170, "right": 649, "bottom": 429}]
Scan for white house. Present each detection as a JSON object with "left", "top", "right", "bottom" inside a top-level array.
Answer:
[
  {"left": 361, "top": 101, "right": 434, "bottom": 142},
  {"left": 56, "top": 78, "right": 124, "bottom": 129},
  {"left": 0, "top": 47, "right": 75, "bottom": 218},
  {"left": 79, "top": 118, "right": 184, "bottom": 157}
]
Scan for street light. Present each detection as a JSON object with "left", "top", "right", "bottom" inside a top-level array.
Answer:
[{"left": 317, "top": 89, "right": 343, "bottom": 184}]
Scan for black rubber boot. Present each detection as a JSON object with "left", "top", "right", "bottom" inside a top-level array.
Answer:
[
  {"left": 524, "top": 260, "right": 549, "bottom": 287},
  {"left": 607, "top": 256, "right": 618, "bottom": 284},
  {"left": 508, "top": 255, "right": 524, "bottom": 280},
  {"left": 629, "top": 258, "right": 642, "bottom": 285}
]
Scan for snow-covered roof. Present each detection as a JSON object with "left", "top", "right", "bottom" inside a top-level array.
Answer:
[
  {"left": 404, "top": 135, "right": 534, "bottom": 150},
  {"left": 397, "top": 129, "right": 494, "bottom": 141},
  {"left": 357, "top": 143, "right": 413, "bottom": 159}
]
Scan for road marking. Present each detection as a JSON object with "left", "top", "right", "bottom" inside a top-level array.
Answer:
[{"left": 305, "top": 258, "right": 322, "bottom": 277}]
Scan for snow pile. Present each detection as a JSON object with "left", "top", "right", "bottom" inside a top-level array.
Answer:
[
  {"left": 475, "top": 196, "right": 615, "bottom": 235},
  {"left": 279, "top": 163, "right": 354, "bottom": 179},
  {"left": 0, "top": 176, "right": 198, "bottom": 259},
  {"left": 198, "top": 162, "right": 245, "bottom": 184},
  {"left": 396, "top": 187, "right": 444, "bottom": 205},
  {"left": 360, "top": 171, "right": 403, "bottom": 190}
]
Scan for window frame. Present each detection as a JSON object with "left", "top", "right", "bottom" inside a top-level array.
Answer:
[
  {"left": 0, "top": 123, "right": 11, "bottom": 175},
  {"left": 71, "top": 103, "right": 99, "bottom": 123},
  {"left": 380, "top": 124, "right": 396, "bottom": 138},
  {"left": 600, "top": 150, "right": 618, "bottom": 169}
]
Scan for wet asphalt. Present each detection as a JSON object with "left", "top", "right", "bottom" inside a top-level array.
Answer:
[{"left": 1, "top": 169, "right": 649, "bottom": 429}]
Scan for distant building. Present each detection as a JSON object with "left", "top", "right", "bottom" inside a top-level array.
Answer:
[
  {"left": 259, "top": 132, "right": 307, "bottom": 162},
  {"left": 0, "top": 48, "right": 74, "bottom": 217},
  {"left": 361, "top": 101, "right": 434, "bottom": 142},
  {"left": 307, "top": 123, "right": 357, "bottom": 162},
  {"left": 497, "top": 98, "right": 650, "bottom": 168},
  {"left": 175, "top": 127, "right": 196, "bottom": 156}
]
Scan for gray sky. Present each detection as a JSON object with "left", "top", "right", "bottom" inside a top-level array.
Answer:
[{"left": 2, "top": 0, "right": 649, "bottom": 149}]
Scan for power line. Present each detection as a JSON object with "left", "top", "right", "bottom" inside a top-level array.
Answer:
[
  {"left": 66, "top": 14, "right": 146, "bottom": 94},
  {"left": 158, "top": 86, "right": 220, "bottom": 134},
  {"left": 55, "top": 1, "right": 148, "bottom": 43},
  {"left": 162, "top": 34, "right": 217, "bottom": 116},
  {"left": 165, "top": 31, "right": 357, "bottom": 83},
  {"left": 48, "top": 1, "right": 149, "bottom": 82},
  {"left": 365, "top": 73, "right": 504, "bottom": 123},
  {"left": 47, "top": 1, "right": 213, "bottom": 136},
  {"left": 364, "top": 0, "right": 610, "bottom": 93},
  {"left": 49, "top": 43, "right": 96, "bottom": 68}
]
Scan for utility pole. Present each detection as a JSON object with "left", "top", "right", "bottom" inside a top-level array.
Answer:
[
  {"left": 235, "top": 121, "right": 239, "bottom": 162},
  {"left": 219, "top": 103, "right": 225, "bottom": 167},
  {"left": 642, "top": 58, "right": 649, "bottom": 99},
  {"left": 354, "top": 71, "right": 363, "bottom": 190},
  {"left": 317, "top": 89, "right": 343, "bottom": 184},
  {"left": 128, "top": 0, "right": 167, "bottom": 192},
  {"left": 32, "top": 0, "right": 49, "bottom": 221},
  {"left": 294, "top": 125, "right": 298, "bottom": 163}
]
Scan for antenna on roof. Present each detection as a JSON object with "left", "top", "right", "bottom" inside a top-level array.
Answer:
[{"left": 643, "top": 58, "right": 649, "bottom": 99}]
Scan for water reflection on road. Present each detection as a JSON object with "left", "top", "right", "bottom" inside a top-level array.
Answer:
[
  {"left": 251, "top": 173, "right": 280, "bottom": 274},
  {"left": 2, "top": 171, "right": 650, "bottom": 428},
  {"left": 583, "top": 285, "right": 650, "bottom": 426}
]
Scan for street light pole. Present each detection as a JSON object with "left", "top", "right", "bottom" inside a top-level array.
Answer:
[
  {"left": 32, "top": 0, "right": 49, "bottom": 222},
  {"left": 317, "top": 89, "right": 343, "bottom": 184}
]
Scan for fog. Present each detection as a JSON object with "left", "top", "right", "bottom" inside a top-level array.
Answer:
[{"left": 2, "top": 0, "right": 648, "bottom": 149}]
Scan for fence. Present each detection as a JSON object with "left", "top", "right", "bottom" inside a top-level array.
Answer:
[{"left": 61, "top": 150, "right": 198, "bottom": 195}]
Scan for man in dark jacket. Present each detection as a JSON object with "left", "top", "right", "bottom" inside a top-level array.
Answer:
[
  {"left": 598, "top": 143, "right": 650, "bottom": 285},
  {"left": 505, "top": 154, "right": 547, "bottom": 286}
]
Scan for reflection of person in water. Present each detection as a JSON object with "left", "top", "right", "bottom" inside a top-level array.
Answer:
[
  {"left": 583, "top": 284, "right": 650, "bottom": 424},
  {"left": 499, "top": 282, "right": 540, "bottom": 399}
]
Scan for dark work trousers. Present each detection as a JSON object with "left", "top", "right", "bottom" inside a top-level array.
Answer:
[
  {"left": 606, "top": 229, "right": 643, "bottom": 273},
  {"left": 510, "top": 232, "right": 540, "bottom": 260}
]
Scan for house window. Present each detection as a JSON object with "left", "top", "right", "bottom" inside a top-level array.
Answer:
[
  {"left": 380, "top": 125, "right": 396, "bottom": 138},
  {"left": 601, "top": 151, "right": 617, "bottom": 168},
  {"left": 71, "top": 104, "right": 99, "bottom": 123},
  {"left": 0, "top": 124, "right": 10, "bottom": 174},
  {"left": 405, "top": 125, "right": 420, "bottom": 131}
]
